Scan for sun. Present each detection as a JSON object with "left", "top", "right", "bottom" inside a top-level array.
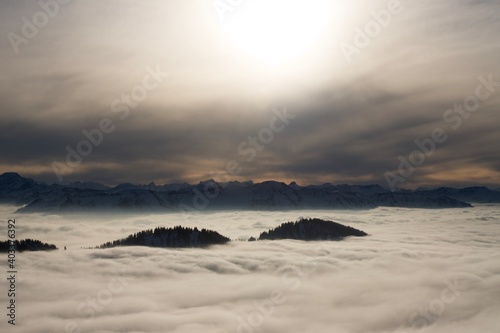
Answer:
[{"left": 219, "top": 0, "right": 333, "bottom": 66}]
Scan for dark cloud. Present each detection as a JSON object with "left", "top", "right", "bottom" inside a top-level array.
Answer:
[{"left": 0, "top": 0, "right": 499, "bottom": 187}]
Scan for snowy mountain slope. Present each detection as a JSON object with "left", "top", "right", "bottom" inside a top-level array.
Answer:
[
  {"left": 415, "top": 186, "right": 500, "bottom": 203},
  {"left": 0, "top": 172, "right": 483, "bottom": 213}
]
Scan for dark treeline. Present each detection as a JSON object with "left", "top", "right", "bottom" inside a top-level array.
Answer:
[
  {"left": 0, "top": 239, "right": 58, "bottom": 252},
  {"left": 98, "top": 226, "right": 231, "bottom": 249},
  {"left": 258, "top": 218, "right": 368, "bottom": 241}
]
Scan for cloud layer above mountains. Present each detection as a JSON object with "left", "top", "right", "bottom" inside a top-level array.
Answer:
[{"left": 0, "top": 0, "right": 500, "bottom": 188}]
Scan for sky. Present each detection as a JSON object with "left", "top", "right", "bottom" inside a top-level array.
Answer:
[
  {"left": 0, "top": 0, "right": 500, "bottom": 188},
  {"left": 0, "top": 206, "right": 499, "bottom": 332}
]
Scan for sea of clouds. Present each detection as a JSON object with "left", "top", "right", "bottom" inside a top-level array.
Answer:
[{"left": 0, "top": 205, "right": 499, "bottom": 333}]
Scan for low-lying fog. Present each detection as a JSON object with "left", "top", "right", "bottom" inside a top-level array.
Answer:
[{"left": 1, "top": 205, "right": 499, "bottom": 333}]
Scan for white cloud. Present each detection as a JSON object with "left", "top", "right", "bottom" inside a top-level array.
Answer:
[{"left": 1, "top": 205, "right": 499, "bottom": 332}]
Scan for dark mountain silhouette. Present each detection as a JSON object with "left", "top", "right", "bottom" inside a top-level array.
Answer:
[
  {"left": 0, "top": 239, "right": 57, "bottom": 252},
  {"left": 258, "top": 218, "right": 367, "bottom": 241},
  {"left": 2, "top": 172, "right": 494, "bottom": 214},
  {"left": 98, "top": 226, "right": 231, "bottom": 249},
  {"left": 414, "top": 186, "right": 500, "bottom": 203}
]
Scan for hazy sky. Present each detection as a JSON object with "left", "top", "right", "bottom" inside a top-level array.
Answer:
[{"left": 1, "top": 0, "right": 499, "bottom": 188}]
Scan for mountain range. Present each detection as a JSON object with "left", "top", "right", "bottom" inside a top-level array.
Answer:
[{"left": 2, "top": 172, "right": 500, "bottom": 213}]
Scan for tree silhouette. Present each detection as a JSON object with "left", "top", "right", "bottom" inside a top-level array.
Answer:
[
  {"left": 97, "top": 226, "right": 231, "bottom": 249},
  {"left": 258, "top": 218, "right": 367, "bottom": 241},
  {"left": 0, "top": 239, "right": 57, "bottom": 252}
]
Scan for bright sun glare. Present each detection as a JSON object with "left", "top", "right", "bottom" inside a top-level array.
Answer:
[{"left": 220, "top": 0, "right": 333, "bottom": 66}]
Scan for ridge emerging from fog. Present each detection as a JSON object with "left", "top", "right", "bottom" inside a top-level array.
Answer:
[{"left": 4, "top": 172, "right": 500, "bottom": 213}]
